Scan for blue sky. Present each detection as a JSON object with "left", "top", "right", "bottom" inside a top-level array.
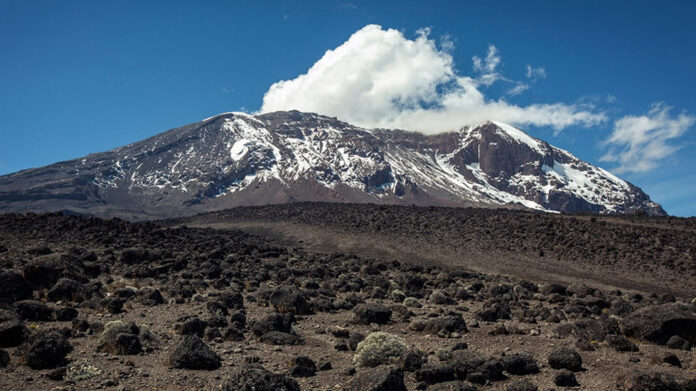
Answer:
[{"left": 1, "top": 1, "right": 694, "bottom": 216}]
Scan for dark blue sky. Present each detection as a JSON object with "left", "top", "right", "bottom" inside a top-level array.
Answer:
[{"left": 1, "top": 1, "right": 694, "bottom": 215}]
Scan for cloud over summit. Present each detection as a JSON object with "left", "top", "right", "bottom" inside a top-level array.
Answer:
[{"left": 260, "top": 24, "right": 605, "bottom": 134}]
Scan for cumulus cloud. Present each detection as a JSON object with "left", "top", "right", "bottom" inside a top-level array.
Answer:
[
  {"left": 601, "top": 103, "right": 695, "bottom": 173},
  {"left": 260, "top": 24, "right": 606, "bottom": 133}
]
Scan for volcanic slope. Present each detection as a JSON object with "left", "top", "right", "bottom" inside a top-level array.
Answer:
[
  {"left": 175, "top": 202, "right": 696, "bottom": 297},
  {"left": 0, "top": 111, "right": 664, "bottom": 219},
  {"left": 0, "top": 212, "right": 695, "bottom": 390}
]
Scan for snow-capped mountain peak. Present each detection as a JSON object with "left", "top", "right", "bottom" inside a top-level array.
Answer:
[{"left": 0, "top": 110, "right": 665, "bottom": 219}]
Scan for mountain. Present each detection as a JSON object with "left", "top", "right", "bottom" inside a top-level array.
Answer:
[{"left": 0, "top": 110, "right": 665, "bottom": 219}]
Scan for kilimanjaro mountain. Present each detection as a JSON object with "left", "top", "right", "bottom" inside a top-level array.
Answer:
[{"left": 0, "top": 110, "right": 665, "bottom": 219}]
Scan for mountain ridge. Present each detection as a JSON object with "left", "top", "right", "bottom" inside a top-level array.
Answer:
[{"left": 0, "top": 110, "right": 665, "bottom": 219}]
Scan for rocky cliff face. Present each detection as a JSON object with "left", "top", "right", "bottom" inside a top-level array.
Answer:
[{"left": 0, "top": 110, "right": 665, "bottom": 219}]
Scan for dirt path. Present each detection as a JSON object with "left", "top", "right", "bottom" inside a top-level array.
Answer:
[{"left": 186, "top": 220, "right": 693, "bottom": 298}]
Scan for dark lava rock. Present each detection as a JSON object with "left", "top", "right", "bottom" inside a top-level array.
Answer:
[
  {"left": 207, "top": 300, "right": 229, "bottom": 317},
  {"left": 466, "top": 359, "right": 506, "bottom": 385},
  {"left": 169, "top": 335, "right": 221, "bottom": 370},
  {"left": 15, "top": 300, "right": 54, "bottom": 321},
  {"left": 104, "top": 297, "right": 125, "bottom": 314},
  {"left": 666, "top": 335, "right": 692, "bottom": 350},
  {"left": 411, "top": 316, "right": 468, "bottom": 336},
  {"left": 289, "top": 355, "right": 316, "bottom": 377},
  {"left": 46, "top": 278, "right": 83, "bottom": 302},
  {"left": 553, "top": 369, "right": 579, "bottom": 387},
  {"left": 97, "top": 321, "right": 142, "bottom": 355},
  {"left": 616, "top": 370, "right": 696, "bottom": 391},
  {"left": 0, "top": 349, "right": 9, "bottom": 367},
  {"left": 175, "top": 316, "right": 207, "bottom": 337},
  {"left": 0, "top": 319, "right": 27, "bottom": 347},
  {"left": 137, "top": 287, "right": 165, "bottom": 306},
  {"left": 540, "top": 283, "right": 567, "bottom": 296},
  {"left": 348, "top": 331, "right": 366, "bottom": 351},
  {"left": 415, "top": 363, "right": 456, "bottom": 384},
  {"left": 222, "top": 364, "right": 300, "bottom": 391},
  {"left": 606, "top": 334, "right": 639, "bottom": 352},
  {"left": 25, "top": 331, "right": 72, "bottom": 369},
  {"left": 555, "top": 317, "right": 620, "bottom": 342},
  {"left": 620, "top": 303, "right": 696, "bottom": 345},
  {"left": 223, "top": 326, "right": 244, "bottom": 342},
  {"left": 0, "top": 271, "right": 33, "bottom": 303},
  {"left": 507, "top": 380, "right": 538, "bottom": 391},
  {"left": 220, "top": 291, "right": 245, "bottom": 310},
  {"left": 347, "top": 365, "right": 407, "bottom": 391},
  {"left": 55, "top": 307, "right": 78, "bottom": 321},
  {"left": 502, "top": 353, "right": 539, "bottom": 375},
  {"left": 252, "top": 313, "right": 294, "bottom": 336},
  {"left": 662, "top": 352, "right": 682, "bottom": 367},
  {"left": 353, "top": 303, "right": 392, "bottom": 324},
  {"left": 548, "top": 348, "right": 582, "bottom": 372},
  {"left": 269, "top": 286, "right": 312, "bottom": 315},
  {"left": 111, "top": 333, "right": 142, "bottom": 355},
  {"left": 258, "top": 331, "right": 303, "bottom": 345},
  {"left": 403, "top": 349, "right": 426, "bottom": 372},
  {"left": 475, "top": 302, "right": 510, "bottom": 322}
]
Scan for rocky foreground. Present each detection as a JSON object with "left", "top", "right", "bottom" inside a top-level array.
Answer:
[{"left": 0, "top": 212, "right": 695, "bottom": 390}]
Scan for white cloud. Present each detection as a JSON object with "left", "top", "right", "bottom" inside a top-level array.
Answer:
[
  {"left": 525, "top": 64, "right": 546, "bottom": 80},
  {"left": 260, "top": 24, "right": 606, "bottom": 134},
  {"left": 472, "top": 44, "right": 503, "bottom": 86},
  {"left": 507, "top": 83, "right": 530, "bottom": 96},
  {"left": 601, "top": 103, "right": 695, "bottom": 173}
]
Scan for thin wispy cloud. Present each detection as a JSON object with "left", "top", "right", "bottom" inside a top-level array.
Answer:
[
  {"left": 601, "top": 103, "right": 695, "bottom": 173},
  {"left": 525, "top": 64, "right": 546, "bottom": 80},
  {"left": 260, "top": 24, "right": 605, "bottom": 134}
]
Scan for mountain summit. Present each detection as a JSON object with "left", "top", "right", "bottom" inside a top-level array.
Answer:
[{"left": 0, "top": 110, "right": 665, "bottom": 219}]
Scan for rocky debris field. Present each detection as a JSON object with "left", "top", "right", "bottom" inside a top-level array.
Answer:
[
  {"left": 177, "top": 202, "right": 696, "bottom": 296},
  {"left": 0, "top": 211, "right": 695, "bottom": 390}
]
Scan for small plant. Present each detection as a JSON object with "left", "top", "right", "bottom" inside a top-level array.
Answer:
[
  {"left": 65, "top": 361, "right": 101, "bottom": 382},
  {"left": 403, "top": 297, "right": 421, "bottom": 308},
  {"left": 353, "top": 332, "right": 407, "bottom": 367}
]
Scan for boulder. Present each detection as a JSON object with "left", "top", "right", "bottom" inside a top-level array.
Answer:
[
  {"left": 615, "top": 371, "right": 696, "bottom": 391},
  {"left": 606, "top": 335, "right": 639, "bottom": 352},
  {"left": 289, "top": 355, "right": 316, "bottom": 377},
  {"left": 0, "top": 271, "right": 33, "bottom": 303},
  {"left": 97, "top": 321, "right": 143, "bottom": 355},
  {"left": 620, "top": 303, "right": 696, "bottom": 345},
  {"left": 25, "top": 331, "right": 72, "bottom": 369},
  {"left": 15, "top": 300, "right": 54, "bottom": 321},
  {"left": 666, "top": 335, "right": 691, "bottom": 350},
  {"left": 0, "top": 319, "right": 27, "bottom": 347},
  {"left": 502, "top": 353, "right": 539, "bottom": 375},
  {"left": 222, "top": 364, "right": 299, "bottom": 391},
  {"left": 269, "top": 286, "right": 312, "bottom": 315},
  {"left": 411, "top": 316, "right": 468, "bottom": 336},
  {"left": 553, "top": 369, "right": 579, "bottom": 387},
  {"left": 346, "top": 365, "right": 407, "bottom": 391},
  {"left": 46, "top": 278, "right": 83, "bottom": 302},
  {"left": 0, "top": 349, "right": 9, "bottom": 367},
  {"left": 353, "top": 303, "right": 392, "bottom": 324},
  {"left": 547, "top": 348, "right": 582, "bottom": 372},
  {"left": 169, "top": 335, "right": 221, "bottom": 370}
]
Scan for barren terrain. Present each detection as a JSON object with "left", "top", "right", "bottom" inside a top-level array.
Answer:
[{"left": 0, "top": 206, "right": 694, "bottom": 390}]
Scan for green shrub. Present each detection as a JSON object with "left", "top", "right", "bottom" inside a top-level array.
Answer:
[
  {"left": 65, "top": 361, "right": 101, "bottom": 382},
  {"left": 353, "top": 332, "right": 407, "bottom": 367},
  {"left": 402, "top": 297, "right": 421, "bottom": 308}
]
